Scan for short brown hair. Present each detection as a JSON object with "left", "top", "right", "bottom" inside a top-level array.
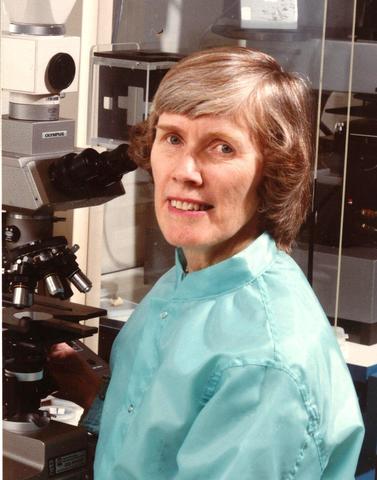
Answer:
[{"left": 129, "top": 46, "right": 314, "bottom": 251}]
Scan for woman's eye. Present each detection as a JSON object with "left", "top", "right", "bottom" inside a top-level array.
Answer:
[
  {"left": 167, "top": 134, "right": 181, "bottom": 145},
  {"left": 216, "top": 143, "right": 233, "bottom": 154}
]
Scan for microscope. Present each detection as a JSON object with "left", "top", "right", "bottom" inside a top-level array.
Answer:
[{"left": 1, "top": 1, "right": 137, "bottom": 478}]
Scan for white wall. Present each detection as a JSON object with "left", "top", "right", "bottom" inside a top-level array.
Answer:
[
  {"left": 1, "top": 2, "right": 10, "bottom": 115},
  {"left": 69, "top": 0, "right": 114, "bottom": 352}
]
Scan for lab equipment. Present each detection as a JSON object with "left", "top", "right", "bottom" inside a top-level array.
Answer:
[{"left": 1, "top": 2, "right": 137, "bottom": 478}]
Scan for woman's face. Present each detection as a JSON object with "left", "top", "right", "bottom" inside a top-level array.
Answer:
[{"left": 150, "top": 113, "right": 263, "bottom": 271}]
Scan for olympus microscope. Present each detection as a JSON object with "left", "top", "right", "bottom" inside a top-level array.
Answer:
[{"left": 1, "top": 1, "right": 137, "bottom": 478}]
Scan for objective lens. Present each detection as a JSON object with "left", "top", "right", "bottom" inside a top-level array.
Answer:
[
  {"left": 69, "top": 270, "right": 92, "bottom": 293},
  {"left": 44, "top": 273, "right": 65, "bottom": 297},
  {"left": 12, "top": 285, "right": 33, "bottom": 309}
]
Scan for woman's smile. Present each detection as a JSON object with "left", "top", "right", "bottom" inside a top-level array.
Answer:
[{"left": 168, "top": 197, "right": 214, "bottom": 213}]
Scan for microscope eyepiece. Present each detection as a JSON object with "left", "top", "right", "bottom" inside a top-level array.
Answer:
[{"left": 49, "top": 143, "right": 137, "bottom": 195}]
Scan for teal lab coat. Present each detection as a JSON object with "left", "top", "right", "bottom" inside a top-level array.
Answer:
[{"left": 86, "top": 232, "right": 364, "bottom": 479}]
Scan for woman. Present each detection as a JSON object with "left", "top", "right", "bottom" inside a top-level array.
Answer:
[{"left": 51, "top": 46, "right": 364, "bottom": 479}]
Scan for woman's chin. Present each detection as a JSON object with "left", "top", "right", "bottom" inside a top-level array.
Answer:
[{"left": 163, "top": 232, "right": 208, "bottom": 250}]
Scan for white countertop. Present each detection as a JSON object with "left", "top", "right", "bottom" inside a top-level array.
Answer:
[{"left": 346, "top": 341, "right": 377, "bottom": 368}]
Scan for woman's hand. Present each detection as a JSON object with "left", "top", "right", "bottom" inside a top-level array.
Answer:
[{"left": 46, "top": 343, "right": 102, "bottom": 412}]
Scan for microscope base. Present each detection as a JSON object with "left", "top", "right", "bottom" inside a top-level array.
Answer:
[{"left": 3, "top": 420, "right": 89, "bottom": 480}]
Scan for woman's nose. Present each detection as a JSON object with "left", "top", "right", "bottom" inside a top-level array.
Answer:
[{"left": 172, "top": 151, "right": 203, "bottom": 185}]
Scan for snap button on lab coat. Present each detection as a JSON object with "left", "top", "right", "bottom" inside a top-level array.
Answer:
[
  {"left": 128, "top": 404, "right": 134, "bottom": 413},
  {"left": 160, "top": 311, "right": 168, "bottom": 319}
]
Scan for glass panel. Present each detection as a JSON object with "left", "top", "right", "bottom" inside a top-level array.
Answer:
[
  {"left": 289, "top": 0, "right": 377, "bottom": 345},
  {"left": 331, "top": 1, "right": 377, "bottom": 345}
]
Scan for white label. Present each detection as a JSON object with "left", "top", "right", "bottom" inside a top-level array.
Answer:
[
  {"left": 241, "top": 6, "right": 252, "bottom": 20},
  {"left": 42, "top": 130, "right": 68, "bottom": 139},
  {"left": 241, "top": 0, "right": 298, "bottom": 29},
  {"left": 46, "top": 95, "right": 60, "bottom": 102},
  {"left": 54, "top": 450, "right": 86, "bottom": 474},
  {"left": 103, "top": 96, "right": 113, "bottom": 110}
]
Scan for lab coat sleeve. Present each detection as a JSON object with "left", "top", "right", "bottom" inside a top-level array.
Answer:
[
  {"left": 175, "top": 363, "right": 356, "bottom": 480},
  {"left": 79, "top": 395, "right": 104, "bottom": 435}
]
